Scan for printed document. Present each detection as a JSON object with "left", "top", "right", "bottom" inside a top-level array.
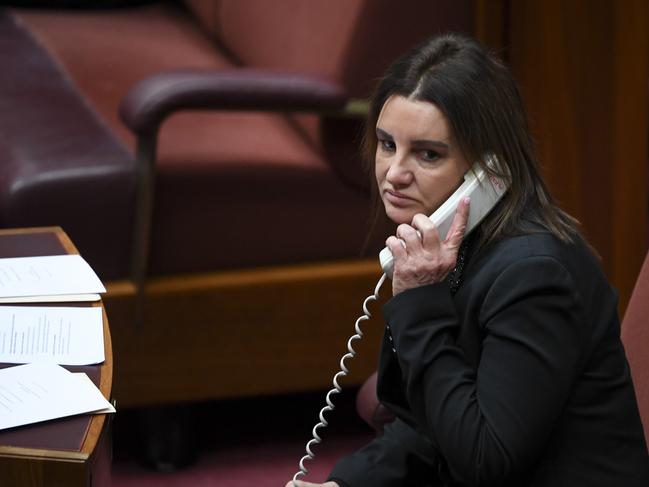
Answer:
[
  {"left": 0, "top": 306, "right": 104, "bottom": 365},
  {"left": 0, "top": 255, "right": 105, "bottom": 299},
  {"left": 0, "top": 362, "right": 114, "bottom": 430}
]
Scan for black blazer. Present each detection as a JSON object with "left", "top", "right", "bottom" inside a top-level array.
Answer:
[{"left": 330, "top": 230, "right": 649, "bottom": 486}]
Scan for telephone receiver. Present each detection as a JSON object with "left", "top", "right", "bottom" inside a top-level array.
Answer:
[{"left": 379, "top": 155, "right": 509, "bottom": 278}]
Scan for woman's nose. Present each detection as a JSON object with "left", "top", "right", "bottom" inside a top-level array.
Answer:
[{"left": 385, "top": 155, "right": 412, "bottom": 186}]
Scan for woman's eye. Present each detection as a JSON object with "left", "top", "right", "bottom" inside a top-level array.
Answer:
[
  {"left": 420, "top": 149, "right": 441, "bottom": 162},
  {"left": 379, "top": 140, "right": 396, "bottom": 152}
]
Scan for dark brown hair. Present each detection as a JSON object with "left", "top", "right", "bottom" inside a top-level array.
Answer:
[{"left": 364, "top": 33, "right": 579, "bottom": 248}]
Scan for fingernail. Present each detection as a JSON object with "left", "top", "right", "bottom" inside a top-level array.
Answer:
[{"left": 464, "top": 196, "right": 471, "bottom": 204}]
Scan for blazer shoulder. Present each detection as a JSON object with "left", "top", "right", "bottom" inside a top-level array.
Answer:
[
  {"left": 470, "top": 230, "right": 606, "bottom": 294},
  {"left": 477, "top": 231, "right": 571, "bottom": 271}
]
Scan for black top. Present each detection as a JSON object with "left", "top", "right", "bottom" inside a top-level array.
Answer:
[{"left": 330, "top": 230, "right": 649, "bottom": 486}]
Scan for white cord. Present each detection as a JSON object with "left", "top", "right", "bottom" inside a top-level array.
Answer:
[{"left": 292, "top": 272, "right": 388, "bottom": 486}]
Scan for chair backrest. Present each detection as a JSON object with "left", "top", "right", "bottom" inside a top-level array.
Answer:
[
  {"left": 207, "top": 0, "right": 475, "bottom": 190},
  {"left": 185, "top": 0, "right": 474, "bottom": 98},
  {"left": 621, "top": 250, "right": 649, "bottom": 442}
]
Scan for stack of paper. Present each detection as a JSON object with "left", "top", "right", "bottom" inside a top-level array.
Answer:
[
  {"left": 0, "top": 255, "right": 106, "bottom": 303},
  {"left": 0, "top": 362, "right": 114, "bottom": 430},
  {"left": 0, "top": 254, "right": 113, "bottom": 430},
  {"left": 0, "top": 255, "right": 106, "bottom": 366}
]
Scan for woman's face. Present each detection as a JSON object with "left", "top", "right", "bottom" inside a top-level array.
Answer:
[{"left": 375, "top": 95, "right": 470, "bottom": 225}]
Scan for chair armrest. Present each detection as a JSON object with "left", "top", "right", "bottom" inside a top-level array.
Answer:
[
  {"left": 119, "top": 68, "right": 348, "bottom": 325},
  {"left": 119, "top": 68, "right": 348, "bottom": 136}
]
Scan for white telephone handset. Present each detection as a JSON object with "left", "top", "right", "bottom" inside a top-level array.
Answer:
[{"left": 379, "top": 156, "right": 508, "bottom": 278}]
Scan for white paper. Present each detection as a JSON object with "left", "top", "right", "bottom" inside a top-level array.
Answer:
[
  {"left": 0, "top": 255, "right": 106, "bottom": 299},
  {"left": 72, "top": 373, "right": 115, "bottom": 414},
  {"left": 0, "top": 294, "right": 101, "bottom": 304},
  {"left": 0, "top": 363, "right": 114, "bottom": 431},
  {"left": 0, "top": 306, "right": 104, "bottom": 365}
]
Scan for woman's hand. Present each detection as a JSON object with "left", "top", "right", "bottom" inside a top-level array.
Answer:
[
  {"left": 284, "top": 481, "right": 339, "bottom": 487},
  {"left": 386, "top": 197, "right": 470, "bottom": 296}
]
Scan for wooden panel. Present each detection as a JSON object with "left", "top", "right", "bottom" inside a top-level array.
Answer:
[
  {"left": 0, "top": 455, "right": 88, "bottom": 487},
  {"left": 105, "top": 259, "right": 389, "bottom": 407},
  {"left": 611, "top": 1, "right": 649, "bottom": 306},
  {"left": 506, "top": 0, "right": 649, "bottom": 311},
  {"left": 474, "top": 0, "right": 507, "bottom": 53}
]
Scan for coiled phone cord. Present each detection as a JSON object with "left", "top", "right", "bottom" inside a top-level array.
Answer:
[{"left": 292, "top": 272, "right": 388, "bottom": 486}]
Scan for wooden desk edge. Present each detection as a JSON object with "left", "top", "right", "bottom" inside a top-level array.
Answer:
[
  {"left": 80, "top": 306, "right": 113, "bottom": 457},
  {"left": 0, "top": 444, "right": 89, "bottom": 462}
]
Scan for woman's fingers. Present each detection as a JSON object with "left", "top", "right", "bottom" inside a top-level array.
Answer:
[
  {"left": 390, "top": 198, "right": 470, "bottom": 260},
  {"left": 386, "top": 235, "right": 407, "bottom": 260},
  {"left": 386, "top": 223, "right": 421, "bottom": 259},
  {"left": 444, "top": 197, "right": 470, "bottom": 249},
  {"left": 396, "top": 223, "right": 422, "bottom": 250},
  {"left": 411, "top": 213, "right": 440, "bottom": 247},
  {"left": 387, "top": 200, "right": 471, "bottom": 295}
]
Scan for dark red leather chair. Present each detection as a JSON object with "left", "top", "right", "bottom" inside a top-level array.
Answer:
[
  {"left": 622, "top": 250, "right": 649, "bottom": 442},
  {"left": 0, "top": 0, "right": 474, "bottom": 407}
]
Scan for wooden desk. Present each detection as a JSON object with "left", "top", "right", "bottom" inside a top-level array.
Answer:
[{"left": 0, "top": 228, "right": 113, "bottom": 487}]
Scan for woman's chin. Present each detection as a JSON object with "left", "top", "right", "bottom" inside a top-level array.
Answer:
[{"left": 385, "top": 206, "right": 417, "bottom": 225}]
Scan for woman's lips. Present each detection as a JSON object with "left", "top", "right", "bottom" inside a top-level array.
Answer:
[{"left": 383, "top": 189, "right": 416, "bottom": 207}]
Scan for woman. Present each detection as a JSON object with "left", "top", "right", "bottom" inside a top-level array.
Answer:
[{"left": 288, "top": 33, "right": 649, "bottom": 486}]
